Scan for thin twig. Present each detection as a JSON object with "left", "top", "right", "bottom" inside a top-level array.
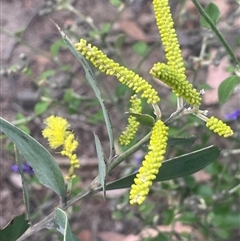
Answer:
[{"left": 191, "top": 0, "right": 240, "bottom": 68}]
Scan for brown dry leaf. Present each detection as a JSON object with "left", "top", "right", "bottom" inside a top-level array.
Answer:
[
  {"left": 212, "top": 0, "right": 230, "bottom": 17},
  {"left": 9, "top": 173, "right": 23, "bottom": 189},
  {"left": 122, "top": 234, "right": 139, "bottom": 241},
  {"left": 32, "top": 55, "right": 52, "bottom": 73},
  {"left": 203, "top": 49, "right": 231, "bottom": 105},
  {"left": 119, "top": 19, "right": 149, "bottom": 42},
  {"left": 185, "top": 0, "right": 196, "bottom": 10},
  {"left": 104, "top": 189, "right": 128, "bottom": 198},
  {"left": 157, "top": 222, "right": 192, "bottom": 233},
  {"left": 135, "top": 222, "right": 193, "bottom": 240},
  {"left": 139, "top": 227, "right": 159, "bottom": 238},
  {"left": 98, "top": 231, "right": 126, "bottom": 241},
  {"left": 78, "top": 229, "right": 92, "bottom": 241},
  {"left": 193, "top": 170, "right": 211, "bottom": 182}
]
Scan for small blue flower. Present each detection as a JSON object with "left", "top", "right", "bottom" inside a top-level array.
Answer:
[
  {"left": 133, "top": 152, "right": 144, "bottom": 173},
  {"left": 11, "top": 163, "right": 34, "bottom": 174},
  {"left": 225, "top": 109, "right": 240, "bottom": 120}
]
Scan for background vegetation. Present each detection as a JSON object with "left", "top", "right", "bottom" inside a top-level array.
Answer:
[{"left": 1, "top": 0, "right": 239, "bottom": 240}]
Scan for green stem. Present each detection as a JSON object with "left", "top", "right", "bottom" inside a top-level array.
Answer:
[
  {"left": 229, "top": 183, "right": 240, "bottom": 195},
  {"left": 18, "top": 121, "right": 163, "bottom": 240},
  {"left": 66, "top": 178, "right": 73, "bottom": 196},
  {"left": 191, "top": 0, "right": 240, "bottom": 68},
  {"left": 108, "top": 132, "right": 151, "bottom": 172},
  {"left": 12, "top": 115, "right": 36, "bottom": 126},
  {"left": 65, "top": 131, "right": 151, "bottom": 208},
  {"left": 14, "top": 146, "right": 31, "bottom": 221}
]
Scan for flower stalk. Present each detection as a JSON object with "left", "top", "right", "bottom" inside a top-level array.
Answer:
[{"left": 150, "top": 62, "right": 201, "bottom": 106}]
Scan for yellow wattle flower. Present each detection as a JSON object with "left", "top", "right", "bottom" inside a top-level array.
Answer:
[
  {"left": 61, "top": 134, "right": 80, "bottom": 169},
  {"left": 42, "top": 115, "right": 70, "bottom": 149},
  {"left": 153, "top": 0, "right": 186, "bottom": 78},
  {"left": 150, "top": 62, "right": 201, "bottom": 106},
  {"left": 75, "top": 39, "right": 160, "bottom": 104},
  {"left": 119, "top": 95, "right": 142, "bottom": 146},
  {"left": 42, "top": 115, "right": 80, "bottom": 180},
  {"left": 129, "top": 120, "right": 168, "bottom": 205},
  {"left": 206, "top": 116, "right": 233, "bottom": 137}
]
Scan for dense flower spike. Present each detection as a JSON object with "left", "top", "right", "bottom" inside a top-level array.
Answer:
[
  {"left": 75, "top": 39, "right": 160, "bottom": 104},
  {"left": 42, "top": 115, "right": 70, "bottom": 149},
  {"left": 42, "top": 115, "right": 80, "bottom": 179},
  {"left": 150, "top": 63, "right": 201, "bottom": 106},
  {"left": 153, "top": 0, "right": 186, "bottom": 78},
  {"left": 119, "top": 95, "right": 142, "bottom": 146},
  {"left": 206, "top": 116, "right": 234, "bottom": 137},
  {"left": 129, "top": 120, "right": 168, "bottom": 205}
]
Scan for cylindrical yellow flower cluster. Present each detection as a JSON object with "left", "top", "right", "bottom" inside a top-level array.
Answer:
[
  {"left": 61, "top": 134, "right": 80, "bottom": 170},
  {"left": 75, "top": 39, "right": 160, "bottom": 104},
  {"left": 150, "top": 63, "right": 201, "bottom": 106},
  {"left": 129, "top": 120, "right": 168, "bottom": 205},
  {"left": 42, "top": 115, "right": 80, "bottom": 179},
  {"left": 153, "top": 0, "right": 186, "bottom": 78},
  {"left": 206, "top": 116, "right": 234, "bottom": 137},
  {"left": 119, "top": 95, "right": 142, "bottom": 146}
]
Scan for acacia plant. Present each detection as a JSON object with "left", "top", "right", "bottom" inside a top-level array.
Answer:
[{"left": 0, "top": 0, "right": 238, "bottom": 240}]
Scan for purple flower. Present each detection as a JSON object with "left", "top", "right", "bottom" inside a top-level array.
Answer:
[
  {"left": 11, "top": 163, "right": 34, "bottom": 174},
  {"left": 225, "top": 109, "right": 240, "bottom": 120},
  {"left": 133, "top": 152, "right": 144, "bottom": 173}
]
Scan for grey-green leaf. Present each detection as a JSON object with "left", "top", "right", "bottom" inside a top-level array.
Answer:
[
  {"left": 128, "top": 112, "right": 155, "bottom": 127},
  {"left": 0, "top": 117, "right": 66, "bottom": 199},
  {"left": 106, "top": 145, "right": 220, "bottom": 190},
  {"left": 54, "top": 208, "right": 80, "bottom": 241},
  {"left": 218, "top": 75, "right": 240, "bottom": 104},
  {"left": 0, "top": 214, "right": 29, "bottom": 241},
  {"left": 200, "top": 2, "right": 220, "bottom": 28},
  {"left": 94, "top": 133, "right": 107, "bottom": 197},
  {"left": 53, "top": 22, "right": 114, "bottom": 158},
  {"left": 168, "top": 136, "right": 197, "bottom": 146}
]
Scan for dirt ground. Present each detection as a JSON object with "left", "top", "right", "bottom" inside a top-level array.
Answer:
[{"left": 1, "top": 0, "right": 240, "bottom": 240}]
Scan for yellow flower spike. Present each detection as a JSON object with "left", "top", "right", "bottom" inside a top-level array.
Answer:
[
  {"left": 42, "top": 115, "right": 70, "bottom": 149},
  {"left": 150, "top": 62, "right": 201, "bottom": 106},
  {"left": 129, "top": 120, "right": 168, "bottom": 205},
  {"left": 63, "top": 134, "right": 78, "bottom": 154},
  {"left": 42, "top": 115, "right": 80, "bottom": 180},
  {"left": 153, "top": 0, "right": 186, "bottom": 77},
  {"left": 119, "top": 95, "right": 142, "bottom": 146},
  {"left": 75, "top": 39, "right": 160, "bottom": 104},
  {"left": 206, "top": 116, "right": 234, "bottom": 137}
]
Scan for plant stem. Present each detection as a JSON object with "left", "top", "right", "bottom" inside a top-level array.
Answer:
[
  {"left": 14, "top": 146, "right": 31, "bottom": 221},
  {"left": 229, "top": 183, "right": 240, "bottom": 194},
  {"left": 191, "top": 0, "right": 240, "bottom": 68},
  {"left": 66, "top": 131, "right": 151, "bottom": 207},
  {"left": 108, "top": 132, "right": 151, "bottom": 172}
]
